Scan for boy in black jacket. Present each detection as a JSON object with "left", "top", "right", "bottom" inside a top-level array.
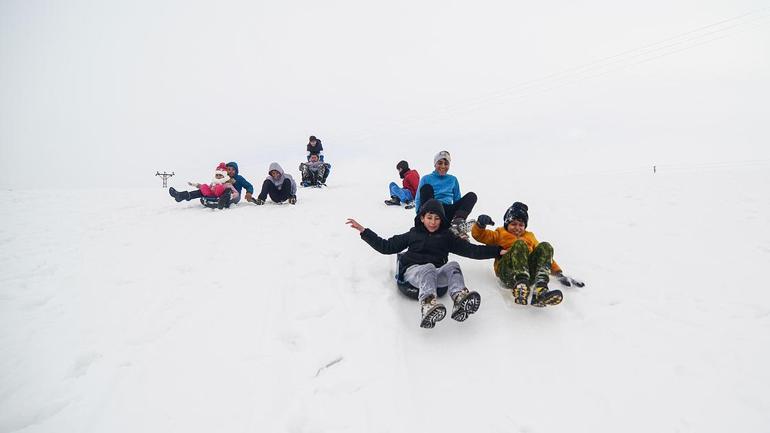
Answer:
[{"left": 346, "top": 199, "right": 506, "bottom": 328}]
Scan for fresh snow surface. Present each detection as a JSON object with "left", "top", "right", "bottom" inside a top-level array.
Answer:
[{"left": 1, "top": 160, "right": 769, "bottom": 433}]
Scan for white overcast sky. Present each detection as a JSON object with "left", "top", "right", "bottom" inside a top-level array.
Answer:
[{"left": 1, "top": 0, "right": 768, "bottom": 187}]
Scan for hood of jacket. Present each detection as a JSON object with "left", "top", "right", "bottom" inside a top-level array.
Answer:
[
  {"left": 226, "top": 161, "right": 239, "bottom": 175},
  {"left": 266, "top": 162, "right": 295, "bottom": 189},
  {"left": 413, "top": 198, "right": 449, "bottom": 231}
]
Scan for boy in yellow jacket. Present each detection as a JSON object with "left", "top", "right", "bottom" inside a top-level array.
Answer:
[{"left": 471, "top": 202, "right": 563, "bottom": 307}]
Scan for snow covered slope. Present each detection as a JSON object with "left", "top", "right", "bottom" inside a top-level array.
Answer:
[{"left": 1, "top": 161, "right": 769, "bottom": 433}]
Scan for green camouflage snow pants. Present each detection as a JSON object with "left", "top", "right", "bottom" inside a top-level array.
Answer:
[{"left": 497, "top": 240, "right": 554, "bottom": 288}]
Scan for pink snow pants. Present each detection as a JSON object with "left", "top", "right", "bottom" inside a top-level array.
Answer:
[{"left": 199, "top": 184, "right": 226, "bottom": 197}]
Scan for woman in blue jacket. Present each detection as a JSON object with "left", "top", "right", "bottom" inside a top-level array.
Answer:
[{"left": 414, "top": 151, "right": 477, "bottom": 236}]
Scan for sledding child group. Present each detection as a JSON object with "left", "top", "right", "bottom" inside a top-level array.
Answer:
[
  {"left": 168, "top": 136, "right": 331, "bottom": 208},
  {"left": 349, "top": 149, "right": 582, "bottom": 328},
  {"left": 166, "top": 139, "right": 582, "bottom": 329}
]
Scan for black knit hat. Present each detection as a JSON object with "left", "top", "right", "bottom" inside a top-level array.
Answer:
[
  {"left": 415, "top": 199, "right": 448, "bottom": 229},
  {"left": 503, "top": 202, "right": 529, "bottom": 228}
]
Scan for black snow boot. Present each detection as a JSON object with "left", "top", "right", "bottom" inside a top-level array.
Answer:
[
  {"left": 512, "top": 280, "right": 530, "bottom": 305},
  {"left": 177, "top": 190, "right": 191, "bottom": 201},
  {"left": 420, "top": 295, "right": 447, "bottom": 329},
  {"left": 384, "top": 196, "right": 401, "bottom": 206},
  {"left": 531, "top": 285, "right": 563, "bottom": 307},
  {"left": 451, "top": 288, "right": 481, "bottom": 322},
  {"left": 217, "top": 192, "right": 232, "bottom": 209},
  {"left": 169, "top": 187, "right": 184, "bottom": 202}
]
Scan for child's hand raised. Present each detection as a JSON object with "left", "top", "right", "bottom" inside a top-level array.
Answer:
[{"left": 346, "top": 218, "right": 365, "bottom": 233}]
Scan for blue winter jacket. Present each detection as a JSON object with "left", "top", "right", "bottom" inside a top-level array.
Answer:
[
  {"left": 225, "top": 162, "right": 254, "bottom": 195},
  {"left": 414, "top": 171, "right": 461, "bottom": 213}
]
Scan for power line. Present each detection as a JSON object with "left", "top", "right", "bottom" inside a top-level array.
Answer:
[{"left": 345, "top": 8, "right": 770, "bottom": 143}]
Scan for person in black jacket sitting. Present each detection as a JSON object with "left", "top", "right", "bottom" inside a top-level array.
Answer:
[
  {"left": 346, "top": 199, "right": 507, "bottom": 329},
  {"left": 306, "top": 135, "right": 324, "bottom": 161}
]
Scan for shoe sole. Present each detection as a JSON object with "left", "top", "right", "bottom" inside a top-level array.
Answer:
[
  {"left": 513, "top": 284, "right": 530, "bottom": 305},
  {"left": 451, "top": 291, "right": 481, "bottom": 322},
  {"left": 420, "top": 304, "right": 447, "bottom": 329},
  {"left": 532, "top": 290, "right": 563, "bottom": 307}
]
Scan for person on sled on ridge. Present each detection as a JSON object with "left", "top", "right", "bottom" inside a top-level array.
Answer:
[
  {"left": 169, "top": 162, "right": 238, "bottom": 209},
  {"left": 169, "top": 161, "right": 254, "bottom": 206},
  {"left": 346, "top": 199, "right": 506, "bottom": 329},
  {"left": 303, "top": 135, "right": 331, "bottom": 184},
  {"left": 413, "top": 151, "right": 478, "bottom": 239},
  {"left": 252, "top": 162, "right": 298, "bottom": 205},
  {"left": 472, "top": 202, "right": 566, "bottom": 307},
  {"left": 384, "top": 160, "right": 419, "bottom": 210},
  {"left": 299, "top": 153, "right": 328, "bottom": 187}
]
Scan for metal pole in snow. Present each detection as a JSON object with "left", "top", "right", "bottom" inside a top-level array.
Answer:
[{"left": 156, "top": 171, "right": 175, "bottom": 188}]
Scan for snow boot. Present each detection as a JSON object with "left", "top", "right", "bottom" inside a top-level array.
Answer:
[
  {"left": 384, "top": 196, "right": 401, "bottom": 206},
  {"left": 449, "top": 218, "right": 476, "bottom": 240},
  {"left": 171, "top": 188, "right": 191, "bottom": 202},
  {"left": 288, "top": 195, "right": 297, "bottom": 205},
  {"left": 512, "top": 280, "right": 530, "bottom": 305},
  {"left": 217, "top": 192, "right": 231, "bottom": 209},
  {"left": 420, "top": 296, "right": 446, "bottom": 329},
  {"left": 404, "top": 200, "right": 415, "bottom": 210},
  {"left": 169, "top": 187, "right": 184, "bottom": 202},
  {"left": 451, "top": 288, "right": 481, "bottom": 322},
  {"left": 531, "top": 285, "right": 563, "bottom": 307}
]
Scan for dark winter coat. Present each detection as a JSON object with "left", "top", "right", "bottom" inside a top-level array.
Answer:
[
  {"left": 307, "top": 139, "right": 323, "bottom": 155},
  {"left": 360, "top": 199, "right": 501, "bottom": 276},
  {"left": 225, "top": 161, "right": 254, "bottom": 195}
]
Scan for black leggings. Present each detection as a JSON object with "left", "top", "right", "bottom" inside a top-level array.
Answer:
[
  {"left": 419, "top": 184, "right": 477, "bottom": 221},
  {"left": 258, "top": 179, "right": 293, "bottom": 203}
]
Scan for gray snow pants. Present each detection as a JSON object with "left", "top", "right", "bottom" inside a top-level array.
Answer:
[{"left": 403, "top": 261, "right": 466, "bottom": 303}]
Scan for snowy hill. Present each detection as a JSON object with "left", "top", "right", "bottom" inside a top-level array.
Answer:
[{"left": 1, "top": 161, "right": 768, "bottom": 433}]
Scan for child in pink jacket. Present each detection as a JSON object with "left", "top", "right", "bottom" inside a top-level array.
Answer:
[{"left": 189, "top": 162, "right": 239, "bottom": 208}]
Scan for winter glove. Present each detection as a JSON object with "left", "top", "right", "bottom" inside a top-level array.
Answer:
[
  {"left": 476, "top": 214, "right": 495, "bottom": 229},
  {"left": 554, "top": 271, "right": 585, "bottom": 288}
]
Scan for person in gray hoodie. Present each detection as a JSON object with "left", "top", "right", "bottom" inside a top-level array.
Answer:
[{"left": 253, "top": 162, "right": 297, "bottom": 205}]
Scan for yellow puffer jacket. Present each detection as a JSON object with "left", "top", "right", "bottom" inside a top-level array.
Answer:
[{"left": 470, "top": 225, "right": 562, "bottom": 275}]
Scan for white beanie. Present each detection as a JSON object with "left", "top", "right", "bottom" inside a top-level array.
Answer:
[{"left": 433, "top": 150, "right": 451, "bottom": 165}]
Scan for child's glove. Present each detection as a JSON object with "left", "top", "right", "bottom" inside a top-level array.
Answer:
[
  {"left": 476, "top": 214, "right": 495, "bottom": 229},
  {"left": 554, "top": 271, "right": 585, "bottom": 287},
  {"left": 187, "top": 181, "right": 198, "bottom": 187}
]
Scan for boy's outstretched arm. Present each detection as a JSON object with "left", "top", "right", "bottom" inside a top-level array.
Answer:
[
  {"left": 346, "top": 218, "right": 410, "bottom": 255},
  {"left": 450, "top": 236, "right": 505, "bottom": 259}
]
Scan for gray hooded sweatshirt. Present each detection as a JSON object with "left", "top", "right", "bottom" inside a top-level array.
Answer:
[{"left": 266, "top": 162, "right": 297, "bottom": 196}]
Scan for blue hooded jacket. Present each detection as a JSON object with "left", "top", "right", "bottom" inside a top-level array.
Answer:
[
  {"left": 225, "top": 162, "right": 254, "bottom": 195},
  {"left": 414, "top": 171, "right": 461, "bottom": 213}
]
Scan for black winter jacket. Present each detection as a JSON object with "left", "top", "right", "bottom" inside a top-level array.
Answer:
[
  {"left": 360, "top": 224, "right": 501, "bottom": 277},
  {"left": 307, "top": 139, "right": 323, "bottom": 155}
]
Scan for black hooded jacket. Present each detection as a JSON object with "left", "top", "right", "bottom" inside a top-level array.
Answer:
[
  {"left": 307, "top": 139, "right": 323, "bottom": 155},
  {"left": 360, "top": 199, "right": 501, "bottom": 275}
]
